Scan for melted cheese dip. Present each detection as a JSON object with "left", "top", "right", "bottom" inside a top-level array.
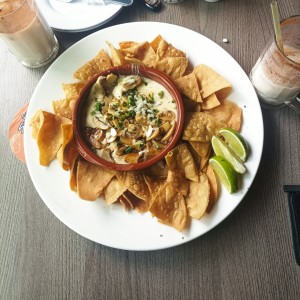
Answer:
[{"left": 83, "top": 74, "right": 177, "bottom": 164}]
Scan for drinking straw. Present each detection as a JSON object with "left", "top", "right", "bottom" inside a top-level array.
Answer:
[{"left": 271, "top": 1, "right": 284, "bottom": 52}]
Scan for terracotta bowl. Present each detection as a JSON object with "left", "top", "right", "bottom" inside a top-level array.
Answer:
[{"left": 72, "top": 64, "right": 184, "bottom": 171}]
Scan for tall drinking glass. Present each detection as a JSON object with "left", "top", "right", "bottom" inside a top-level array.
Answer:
[
  {"left": 0, "top": 0, "right": 59, "bottom": 68},
  {"left": 249, "top": 15, "right": 300, "bottom": 111}
]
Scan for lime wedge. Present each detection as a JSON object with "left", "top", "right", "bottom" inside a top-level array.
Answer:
[
  {"left": 211, "top": 135, "right": 246, "bottom": 174},
  {"left": 219, "top": 128, "right": 249, "bottom": 162},
  {"left": 209, "top": 156, "right": 238, "bottom": 193}
]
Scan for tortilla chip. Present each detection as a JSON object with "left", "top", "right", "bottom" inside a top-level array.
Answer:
[
  {"left": 200, "top": 146, "right": 212, "bottom": 170},
  {"left": 62, "top": 82, "right": 85, "bottom": 99},
  {"left": 186, "top": 142, "right": 201, "bottom": 170},
  {"left": 77, "top": 160, "right": 115, "bottom": 201},
  {"left": 194, "top": 64, "right": 232, "bottom": 99},
  {"left": 119, "top": 195, "right": 133, "bottom": 211},
  {"left": 73, "top": 49, "right": 112, "bottom": 81},
  {"left": 29, "top": 111, "right": 71, "bottom": 166},
  {"left": 204, "top": 99, "right": 243, "bottom": 131},
  {"left": 156, "top": 38, "right": 186, "bottom": 59},
  {"left": 143, "top": 175, "right": 165, "bottom": 206},
  {"left": 165, "top": 143, "right": 199, "bottom": 182},
  {"left": 121, "top": 41, "right": 156, "bottom": 67},
  {"left": 166, "top": 170, "right": 190, "bottom": 196},
  {"left": 124, "top": 57, "right": 146, "bottom": 66},
  {"left": 143, "top": 161, "right": 169, "bottom": 178},
  {"left": 68, "top": 144, "right": 79, "bottom": 192},
  {"left": 205, "top": 164, "right": 219, "bottom": 213},
  {"left": 30, "top": 110, "right": 43, "bottom": 140},
  {"left": 123, "top": 191, "right": 148, "bottom": 213},
  {"left": 186, "top": 173, "right": 210, "bottom": 219},
  {"left": 52, "top": 98, "right": 76, "bottom": 120},
  {"left": 190, "top": 141, "right": 211, "bottom": 158},
  {"left": 182, "top": 97, "right": 201, "bottom": 112},
  {"left": 150, "top": 34, "right": 163, "bottom": 52},
  {"left": 119, "top": 41, "right": 138, "bottom": 50},
  {"left": 106, "top": 41, "right": 126, "bottom": 66},
  {"left": 104, "top": 176, "right": 127, "bottom": 205},
  {"left": 57, "top": 123, "right": 73, "bottom": 171},
  {"left": 201, "top": 93, "right": 221, "bottom": 110},
  {"left": 116, "top": 171, "right": 150, "bottom": 201},
  {"left": 154, "top": 57, "right": 188, "bottom": 80},
  {"left": 175, "top": 72, "right": 202, "bottom": 103},
  {"left": 182, "top": 112, "right": 226, "bottom": 142},
  {"left": 133, "top": 199, "right": 149, "bottom": 213},
  {"left": 149, "top": 182, "right": 187, "bottom": 231}
]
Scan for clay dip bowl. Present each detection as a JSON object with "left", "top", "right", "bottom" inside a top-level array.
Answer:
[{"left": 72, "top": 64, "right": 184, "bottom": 171}]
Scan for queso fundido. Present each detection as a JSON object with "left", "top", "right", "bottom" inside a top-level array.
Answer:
[
  {"left": 83, "top": 73, "right": 178, "bottom": 164},
  {"left": 29, "top": 34, "right": 244, "bottom": 231}
]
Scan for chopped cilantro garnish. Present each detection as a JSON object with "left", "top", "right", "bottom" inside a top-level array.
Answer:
[
  {"left": 124, "top": 146, "right": 133, "bottom": 154},
  {"left": 158, "top": 91, "right": 164, "bottom": 98},
  {"left": 155, "top": 118, "right": 162, "bottom": 126},
  {"left": 95, "top": 102, "right": 100, "bottom": 111},
  {"left": 126, "top": 110, "right": 135, "bottom": 118},
  {"left": 91, "top": 102, "right": 104, "bottom": 116},
  {"left": 116, "top": 137, "right": 121, "bottom": 146},
  {"left": 147, "top": 93, "right": 155, "bottom": 103},
  {"left": 138, "top": 141, "right": 145, "bottom": 148}
]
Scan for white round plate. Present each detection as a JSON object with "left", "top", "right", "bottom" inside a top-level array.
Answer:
[
  {"left": 24, "top": 22, "right": 264, "bottom": 251},
  {"left": 36, "top": 0, "right": 122, "bottom": 32}
]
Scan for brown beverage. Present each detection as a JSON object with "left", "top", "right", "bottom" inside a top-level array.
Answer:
[
  {"left": 0, "top": 0, "right": 59, "bottom": 68},
  {"left": 250, "top": 16, "right": 300, "bottom": 109}
]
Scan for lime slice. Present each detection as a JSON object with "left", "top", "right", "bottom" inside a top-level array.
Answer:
[
  {"left": 209, "top": 156, "right": 238, "bottom": 193},
  {"left": 219, "top": 128, "right": 249, "bottom": 162},
  {"left": 211, "top": 135, "right": 246, "bottom": 174}
]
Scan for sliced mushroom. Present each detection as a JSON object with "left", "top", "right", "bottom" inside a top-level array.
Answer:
[
  {"left": 98, "top": 148, "right": 113, "bottom": 162},
  {"left": 135, "top": 114, "right": 148, "bottom": 126},
  {"left": 159, "top": 121, "right": 171, "bottom": 134},
  {"left": 94, "top": 119, "right": 110, "bottom": 130},
  {"left": 88, "top": 128, "right": 105, "bottom": 149},
  {"left": 88, "top": 76, "right": 106, "bottom": 102},
  {"left": 145, "top": 125, "right": 153, "bottom": 138},
  {"left": 108, "top": 101, "right": 120, "bottom": 116},
  {"left": 112, "top": 152, "right": 127, "bottom": 164},
  {"left": 122, "top": 75, "right": 142, "bottom": 90},
  {"left": 157, "top": 110, "right": 176, "bottom": 121},
  {"left": 161, "top": 123, "right": 175, "bottom": 142},
  {"left": 126, "top": 124, "right": 143, "bottom": 139},
  {"left": 112, "top": 75, "right": 142, "bottom": 99},
  {"left": 120, "top": 135, "right": 133, "bottom": 145},
  {"left": 111, "top": 118, "right": 119, "bottom": 128},
  {"left": 116, "top": 147, "right": 125, "bottom": 156},
  {"left": 146, "top": 142, "right": 162, "bottom": 157},
  {"left": 146, "top": 127, "right": 160, "bottom": 141},
  {"left": 124, "top": 153, "right": 140, "bottom": 164},
  {"left": 132, "top": 140, "right": 145, "bottom": 150},
  {"left": 102, "top": 73, "right": 117, "bottom": 93},
  {"left": 152, "top": 140, "right": 165, "bottom": 149}
]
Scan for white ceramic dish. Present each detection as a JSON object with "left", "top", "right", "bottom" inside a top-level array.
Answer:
[
  {"left": 36, "top": 0, "right": 122, "bottom": 32},
  {"left": 24, "top": 22, "right": 264, "bottom": 251}
]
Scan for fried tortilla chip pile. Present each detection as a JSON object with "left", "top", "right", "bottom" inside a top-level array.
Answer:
[{"left": 30, "top": 35, "right": 243, "bottom": 231}]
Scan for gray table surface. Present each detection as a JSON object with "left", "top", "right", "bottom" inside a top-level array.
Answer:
[{"left": 1, "top": 0, "right": 300, "bottom": 299}]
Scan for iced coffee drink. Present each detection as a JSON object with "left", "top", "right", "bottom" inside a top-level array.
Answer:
[
  {"left": 0, "top": 0, "right": 59, "bottom": 68},
  {"left": 250, "top": 16, "right": 300, "bottom": 109}
]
